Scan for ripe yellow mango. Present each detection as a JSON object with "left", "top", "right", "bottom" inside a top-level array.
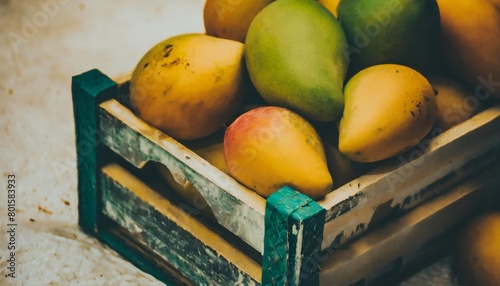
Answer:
[
  {"left": 224, "top": 106, "right": 333, "bottom": 199},
  {"left": 437, "top": 0, "right": 500, "bottom": 98},
  {"left": 129, "top": 33, "right": 248, "bottom": 141},
  {"left": 338, "top": 64, "right": 437, "bottom": 163},
  {"left": 203, "top": 0, "right": 273, "bottom": 42}
]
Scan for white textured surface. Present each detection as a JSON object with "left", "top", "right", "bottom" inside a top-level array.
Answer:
[{"left": 0, "top": 0, "right": 454, "bottom": 285}]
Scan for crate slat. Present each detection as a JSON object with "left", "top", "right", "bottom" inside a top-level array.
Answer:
[
  {"left": 100, "top": 163, "right": 262, "bottom": 285},
  {"left": 319, "top": 162, "right": 500, "bottom": 286}
]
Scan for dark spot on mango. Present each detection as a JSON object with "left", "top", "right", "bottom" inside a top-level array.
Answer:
[
  {"left": 143, "top": 63, "right": 149, "bottom": 68},
  {"left": 410, "top": 111, "right": 415, "bottom": 117},
  {"left": 396, "top": 70, "right": 399, "bottom": 73},
  {"left": 433, "top": 88, "right": 439, "bottom": 95},
  {"left": 163, "top": 44, "right": 173, "bottom": 58}
]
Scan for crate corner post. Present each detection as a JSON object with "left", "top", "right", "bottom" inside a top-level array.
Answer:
[
  {"left": 71, "top": 69, "right": 117, "bottom": 234},
  {"left": 263, "top": 186, "right": 326, "bottom": 285}
]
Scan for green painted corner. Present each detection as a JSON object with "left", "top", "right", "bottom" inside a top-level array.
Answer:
[
  {"left": 263, "top": 186, "right": 326, "bottom": 285},
  {"left": 72, "top": 69, "right": 117, "bottom": 98},
  {"left": 72, "top": 69, "right": 117, "bottom": 234}
]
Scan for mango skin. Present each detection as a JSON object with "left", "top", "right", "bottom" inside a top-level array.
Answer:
[
  {"left": 339, "top": 64, "right": 437, "bottom": 163},
  {"left": 455, "top": 211, "right": 500, "bottom": 286},
  {"left": 319, "top": 0, "right": 341, "bottom": 17},
  {"left": 224, "top": 106, "right": 333, "bottom": 199},
  {"left": 430, "top": 76, "right": 483, "bottom": 131},
  {"left": 245, "top": 0, "right": 349, "bottom": 122},
  {"left": 129, "top": 33, "right": 247, "bottom": 141},
  {"left": 338, "top": 0, "right": 440, "bottom": 76},
  {"left": 437, "top": 0, "right": 500, "bottom": 98},
  {"left": 203, "top": 0, "right": 273, "bottom": 42}
]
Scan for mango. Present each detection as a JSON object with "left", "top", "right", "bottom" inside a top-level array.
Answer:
[
  {"left": 324, "top": 136, "right": 372, "bottom": 188},
  {"left": 455, "top": 211, "right": 500, "bottom": 286},
  {"left": 339, "top": 64, "right": 437, "bottom": 163},
  {"left": 129, "top": 33, "right": 248, "bottom": 141},
  {"left": 430, "top": 76, "right": 483, "bottom": 131},
  {"left": 203, "top": 0, "right": 273, "bottom": 42},
  {"left": 437, "top": 0, "right": 500, "bottom": 98},
  {"left": 318, "top": 0, "right": 341, "bottom": 17},
  {"left": 337, "top": 0, "right": 440, "bottom": 76},
  {"left": 245, "top": 0, "right": 349, "bottom": 122},
  {"left": 224, "top": 106, "right": 333, "bottom": 199}
]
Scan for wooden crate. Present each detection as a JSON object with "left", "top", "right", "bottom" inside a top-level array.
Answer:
[{"left": 72, "top": 69, "right": 500, "bottom": 285}]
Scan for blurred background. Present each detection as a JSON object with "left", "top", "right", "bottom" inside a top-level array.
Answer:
[{"left": 0, "top": 0, "right": 454, "bottom": 284}]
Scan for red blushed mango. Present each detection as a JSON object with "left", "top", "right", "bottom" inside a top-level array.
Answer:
[{"left": 224, "top": 106, "right": 333, "bottom": 199}]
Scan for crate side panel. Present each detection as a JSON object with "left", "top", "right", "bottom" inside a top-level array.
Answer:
[
  {"left": 319, "top": 164, "right": 500, "bottom": 286},
  {"left": 100, "top": 164, "right": 261, "bottom": 286},
  {"left": 321, "top": 145, "right": 499, "bottom": 249}
]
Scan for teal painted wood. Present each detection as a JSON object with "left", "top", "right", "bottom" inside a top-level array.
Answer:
[
  {"left": 98, "top": 228, "right": 190, "bottom": 286},
  {"left": 72, "top": 69, "right": 117, "bottom": 233},
  {"left": 101, "top": 169, "right": 260, "bottom": 286},
  {"left": 263, "top": 186, "right": 326, "bottom": 285}
]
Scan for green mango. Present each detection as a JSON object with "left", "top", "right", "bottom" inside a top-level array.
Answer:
[
  {"left": 338, "top": 0, "right": 440, "bottom": 76},
  {"left": 245, "top": 0, "right": 349, "bottom": 122}
]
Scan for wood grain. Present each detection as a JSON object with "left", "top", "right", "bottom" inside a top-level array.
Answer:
[
  {"left": 319, "top": 162, "right": 500, "bottom": 286},
  {"left": 101, "top": 163, "right": 261, "bottom": 285}
]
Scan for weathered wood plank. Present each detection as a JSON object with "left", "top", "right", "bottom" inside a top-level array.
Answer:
[
  {"left": 99, "top": 99, "right": 267, "bottom": 253},
  {"left": 71, "top": 69, "right": 117, "bottom": 234},
  {"left": 98, "top": 225, "right": 195, "bottom": 286},
  {"left": 319, "top": 105, "right": 500, "bottom": 249},
  {"left": 100, "top": 163, "right": 261, "bottom": 285},
  {"left": 319, "top": 163, "right": 500, "bottom": 286},
  {"left": 262, "top": 187, "right": 325, "bottom": 286}
]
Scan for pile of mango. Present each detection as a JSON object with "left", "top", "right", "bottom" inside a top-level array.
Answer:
[
  {"left": 129, "top": 1, "right": 499, "bottom": 283},
  {"left": 129, "top": 0, "right": 499, "bottom": 199}
]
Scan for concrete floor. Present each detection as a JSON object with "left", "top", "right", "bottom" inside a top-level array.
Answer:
[{"left": 0, "top": 0, "right": 454, "bottom": 285}]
